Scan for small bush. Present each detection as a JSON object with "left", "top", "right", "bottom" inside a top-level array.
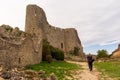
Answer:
[
  {"left": 46, "top": 55, "right": 52, "bottom": 63},
  {"left": 67, "top": 46, "right": 80, "bottom": 56},
  {"left": 51, "top": 47, "right": 64, "bottom": 61},
  {"left": 54, "top": 49, "right": 64, "bottom": 60},
  {"left": 5, "top": 27, "right": 13, "bottom": 32},
  {"left": 42, "top": 39, "right": 64, "bottom": 61},
  {"left": 42, "top": 39, "right": 51, "bottom": 61},
  {"left": 74, "top": 47, "right": 80, "bottom": 56}
]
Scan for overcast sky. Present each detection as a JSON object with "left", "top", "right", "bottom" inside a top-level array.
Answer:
[{"left": 0, "top": 0, "right": 120, "bottom": 54}]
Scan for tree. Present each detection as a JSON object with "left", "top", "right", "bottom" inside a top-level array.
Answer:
[{"left": 97, "top": 49, "right": 109, "bottom": 59}]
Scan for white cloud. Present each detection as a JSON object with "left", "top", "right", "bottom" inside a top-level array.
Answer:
[{"left": 100, "top": 40, "right": 120, "bottom": 46}]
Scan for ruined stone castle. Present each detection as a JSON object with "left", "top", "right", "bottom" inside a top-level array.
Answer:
[{"left": 0, "top": 5, "right": 84, "bottom": 68}]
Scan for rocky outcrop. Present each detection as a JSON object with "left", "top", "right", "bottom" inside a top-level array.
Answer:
[
  {"left": 0, "top": 68, "right": 58, "bottom": 80},
  {"left": 25, "top": 5, "right": 85, "bottom": 59},
  {"left": 111, "top": 44, "right": 120, "bottom": 58}
]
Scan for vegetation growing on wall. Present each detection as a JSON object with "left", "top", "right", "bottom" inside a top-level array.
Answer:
[
  {"left": 42, "top": 39, "right": 64, "bottom": 62},
  {"left": 50, "top": 46, "right": 64, "bottom": 60},
  {"left": 68, "top": 46, "right": 80, "bottom": 56},
  {"left": 42, "top": 39, "right": 52, "bottom": 62}
]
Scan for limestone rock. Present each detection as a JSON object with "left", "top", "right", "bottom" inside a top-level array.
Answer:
[
  {"left": 50, "top": 73, "right": 58, "bottom": 80},
  {"left": 38, "top": 70, "right": 45, "bottom": 75},
  {"left": 1, "top": 71, "right": 11, "bottom": 79},
  {"left": 111, "top": 44, "right": 120, "bottom": 58}
]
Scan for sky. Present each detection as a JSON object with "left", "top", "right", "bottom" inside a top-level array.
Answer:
[{"left": 0, "top": 0, "right": 120, "bottom": 55}]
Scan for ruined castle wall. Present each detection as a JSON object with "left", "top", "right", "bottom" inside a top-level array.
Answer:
[
  {"left": 64, "top": 29, "right": 83, "bottom": 55},
  {"left": 0, "top": 37, "right": 42, "bottom": 68},
  {"left": 45, "top": 26, "right": 65, "bottom": 51},
  {"left": 18, "top": 38, "right": 42, "bottom": 66},
  {"left": 45, "top": 27, "right": 84, "bottom": 57},
  {"left": 0, "top": 38, "right": 21, "bottom": 68},
  {"left": 25, "top": 5, "right": 46, "bottom": 38},
  {"left": 25, "top": 5, "right": 43, "bottom": 63},
  {"left": 25, "top": 5, "right": 84, "bottom": 58}
]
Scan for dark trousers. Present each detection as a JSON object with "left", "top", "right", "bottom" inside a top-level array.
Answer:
[{"left": 88, "top": 62, "right": 93, "bottom": 71}]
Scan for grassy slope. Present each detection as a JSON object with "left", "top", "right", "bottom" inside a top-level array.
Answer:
[
  {"left": 94, "top": 61, "right": 120, "bottom": 79},
  {"left": 26, "top": 61, "right": 82, "bottom": 80}
]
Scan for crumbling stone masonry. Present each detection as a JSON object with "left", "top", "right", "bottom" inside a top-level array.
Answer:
[
  {"left": 25, "top": 5, "right": 85, "bottom": 58},
  {"left": 0, "top": 4, "right": 85, "bottom": 69},
  {"left": 0, "top": 25, "right": 42, "bottom": 69}
]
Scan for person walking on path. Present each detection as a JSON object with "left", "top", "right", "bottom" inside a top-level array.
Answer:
[{"left": 87, "top": 53, "right": 94, "bottom": 71}]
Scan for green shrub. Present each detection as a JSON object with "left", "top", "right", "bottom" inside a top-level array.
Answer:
[
  {"left": 5, "top": 27, "right": 13, "bottom": 32},
  {"left": 42, "top": 39, "right": 64, "bottom": 61},
  {"left": 67, "top": 46, "right": 80, "bottom": 56},
  {"left": 53, "top": 49, "right": 64, "bottom": 60},
  {"left": 97, "top": 49, "right": 109, "bottom": 59},
  {"left": 73, "top": 47, "right": 80, "bottom": 56},
  {"left": 50, "top": 46, "right": 64, "bottom": 60},
  {"left": 46, "top": 55, "right": 52, "bottom": 63},
  {"left": 42, "top": 39, "right": 51, "bottom": 61}
]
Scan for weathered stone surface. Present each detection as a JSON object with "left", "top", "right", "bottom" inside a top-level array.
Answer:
[
  {"left": 0, "top": 71, "right": 11, "bottom": 79},
  {"left": 111, "top": 44, "right": 120, "bottom": 58},
  {"left": 0, "top": 25, "right": 42, "bottom": 69},
  {"left": 0, "top": 4, "right": 85, "bottom": 69},
  {"left": 50, "top": 73, "right": 58, "bottom": 80},
  {"left": 25, "top": 5, "right": 85, "bottom": 59}
]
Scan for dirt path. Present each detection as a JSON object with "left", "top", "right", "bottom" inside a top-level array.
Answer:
[
  {"left": 65, "top": 61, "right": 100, "bottom": 80},
  {"left": 66, "top": 61, "right": 115, "bottom": 80}
]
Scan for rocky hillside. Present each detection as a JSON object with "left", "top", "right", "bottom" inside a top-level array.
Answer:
[{"left": 111, "top": 44, "right": 120, "bottom": 58}]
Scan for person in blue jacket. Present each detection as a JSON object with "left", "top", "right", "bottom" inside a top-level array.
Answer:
[{"left": 87, "top": 53, "right": 94, "bottom": 71}]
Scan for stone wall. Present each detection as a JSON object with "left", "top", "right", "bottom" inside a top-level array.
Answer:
[
  {"left": 64, "top": 28, "right": 83, "bottom": 56},
  {"left": 0, "top": 25, "right": 42, "bottom": 69},
  {"left": 0, "top": 4, "right": 85, "bottom": 69},
  {"left": 25, "top": 5, "right": 85, "bottom": 58}
]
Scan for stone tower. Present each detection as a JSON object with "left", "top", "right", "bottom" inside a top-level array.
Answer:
[{"left": 25, "top": 5, "right": 85, "bottom": 58}]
